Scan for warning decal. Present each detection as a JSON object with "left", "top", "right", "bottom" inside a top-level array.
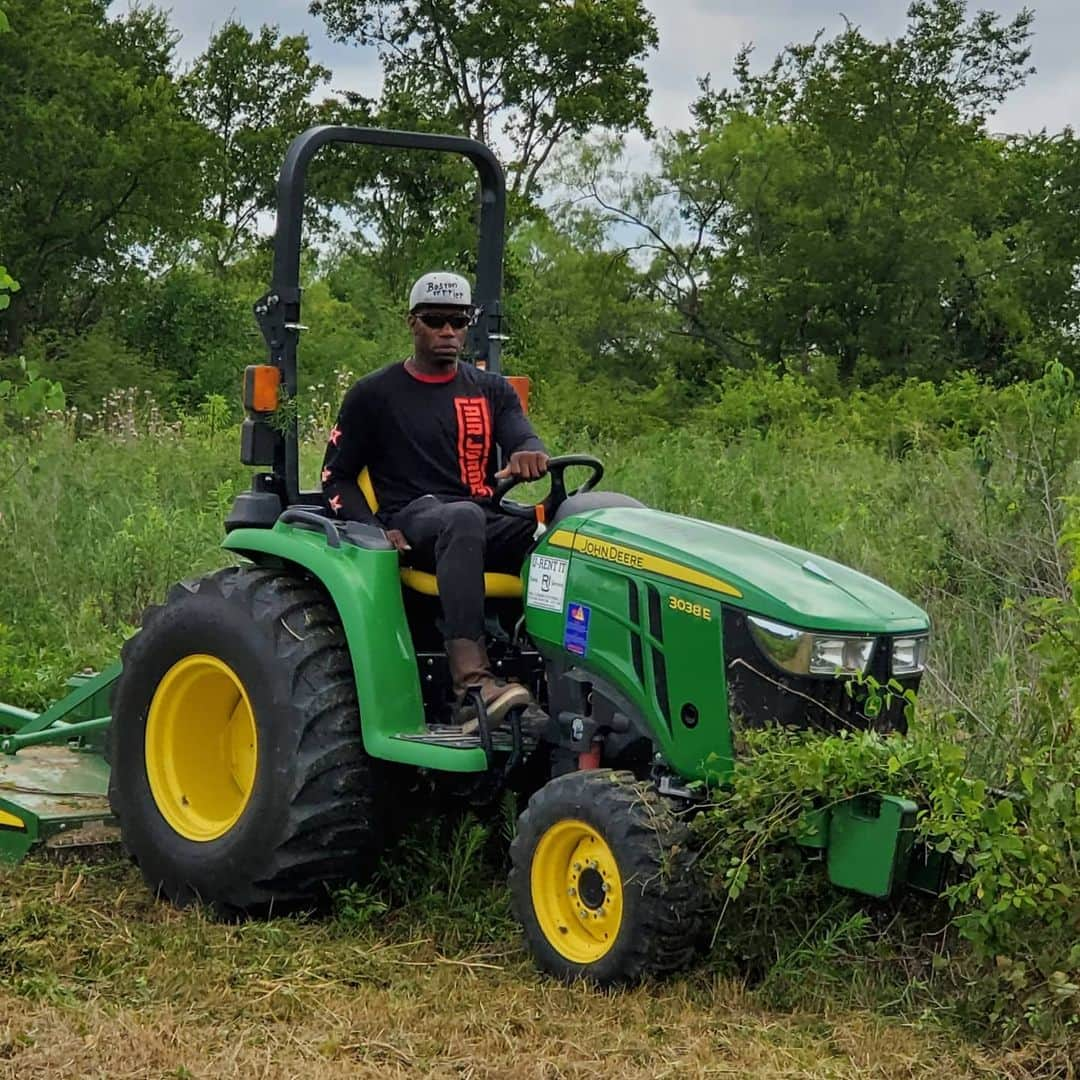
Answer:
[{"left": 563, "top": 602, "right": 591, "bottom": 656}]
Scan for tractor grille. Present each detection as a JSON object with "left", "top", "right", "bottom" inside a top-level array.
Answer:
[{"left": 722, "top": 607, "right": 921, "bottom": 735}]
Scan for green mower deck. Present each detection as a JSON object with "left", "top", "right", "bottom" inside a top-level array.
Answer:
[{"left": 0, "top": 666, "right": 119, "bottom": 863}]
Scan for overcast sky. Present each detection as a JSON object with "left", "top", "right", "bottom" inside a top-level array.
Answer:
[{"left": 158, "top": 0, "right": 1078, "bottom": 144}]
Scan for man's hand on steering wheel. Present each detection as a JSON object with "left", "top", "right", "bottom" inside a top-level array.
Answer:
[
  {"left": 495, "top": 449, "right": 550, "bottom": 482},
  {"left": 494, "top": 454, "right": 605, "bottom": 520}
]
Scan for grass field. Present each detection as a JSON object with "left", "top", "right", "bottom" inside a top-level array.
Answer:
[
  {"left": 1, "top": 369, "right": 1079, "bottom": 1076},
  {"left": 0, "top": 856, "right": 1068, "bottom": 1080}
]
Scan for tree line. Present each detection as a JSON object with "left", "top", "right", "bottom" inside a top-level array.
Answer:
[{"left": 0, "top": 0, "right": 1077, "bottom": 417}]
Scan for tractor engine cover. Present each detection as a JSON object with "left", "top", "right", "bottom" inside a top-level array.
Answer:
[{"left": 523, "top": 506, "right": 930, "bottom": 785}]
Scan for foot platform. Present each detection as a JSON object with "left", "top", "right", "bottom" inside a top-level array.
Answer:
[{"left": 392, "top": 725, "right": 539, "bottom": 752}]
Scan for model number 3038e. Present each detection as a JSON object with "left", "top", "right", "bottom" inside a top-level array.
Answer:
[{"left": 668, "top": 595, "right": 712, "bottom": 621}]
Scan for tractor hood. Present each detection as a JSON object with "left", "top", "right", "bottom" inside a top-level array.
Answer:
[{"left": 559, "top": 507, "right": 929, "bottom": 634}]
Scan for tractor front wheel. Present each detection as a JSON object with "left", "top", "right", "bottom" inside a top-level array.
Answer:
[
  {"left": 109, "top": 565, "right": 384, "bottom": 914},
  {"left": 509, "top": 770, "right": 708, "bottom": 984}
]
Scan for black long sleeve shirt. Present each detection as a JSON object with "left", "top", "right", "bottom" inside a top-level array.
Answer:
[{"left": 321, "top": 360, "right": 546, "bottom": 524}]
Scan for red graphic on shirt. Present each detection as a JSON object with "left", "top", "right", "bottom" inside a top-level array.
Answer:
[
  {"left": 329, "top": 493, "right": 343, "bottom": 514},
  {"left": 328, "top": 425, "right": 342, "bottom": 446},
  {"left": 454, "top": 396, "right": 492, "bottom": 497}
]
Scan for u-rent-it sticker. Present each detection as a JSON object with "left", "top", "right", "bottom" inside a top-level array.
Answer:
[{"left": 527, "top": 553, "right": 569, "bottom": 612}]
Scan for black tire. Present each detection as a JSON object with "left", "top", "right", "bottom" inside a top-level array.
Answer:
[
  {"left": 509, "top": 769, "right": 708, "bottom": 985},
  {"left": 108, "top": 565, "right": 385, "bottom": 914}
]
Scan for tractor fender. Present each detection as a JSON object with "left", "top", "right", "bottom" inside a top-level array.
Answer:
[{"left": 222, "top": 524, "right": 487, "bottom": 772}]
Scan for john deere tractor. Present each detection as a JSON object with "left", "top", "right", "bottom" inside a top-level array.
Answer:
[{"left": 0, "top": 127, "right": 934, "bottom": 984}]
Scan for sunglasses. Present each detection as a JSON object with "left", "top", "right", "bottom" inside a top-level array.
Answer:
[{"left": 414, "top": 312, "right": 472, "bottom": 331}]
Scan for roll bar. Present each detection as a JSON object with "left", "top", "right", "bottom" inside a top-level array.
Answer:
[{"left": 249, "top": 125, "right": 507, "bottom": 506}]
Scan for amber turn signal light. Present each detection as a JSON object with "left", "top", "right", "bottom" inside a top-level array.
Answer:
[
  {"left": 506, "top": 375, "right": 531, "bottom": 413},
  {"left": 243, "top": 365, "right": 281, "bottom": 413}
]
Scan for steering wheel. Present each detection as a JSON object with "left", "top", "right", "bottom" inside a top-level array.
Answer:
[{"left": 494, "top": 454, "right": 605, "bottom": 521}]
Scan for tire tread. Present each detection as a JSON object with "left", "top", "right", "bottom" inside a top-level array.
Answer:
[
  {"left": 109, "top": 565, "right": 383, "bottom": 915},
  {"left": 509, "top": 769, "right": 708, "bottom": 985}
]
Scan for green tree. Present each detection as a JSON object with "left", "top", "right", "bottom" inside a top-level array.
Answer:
[
  {"left": 509, "top": 213, "right": 665, "bottom": 381},
  {"left": 0, "top": 268, "right": 67, "bottom": 429},
  {"left": 992, "top": 130, "right": 1080, "bottom": 374},
  {"left": 0, "top": 266, "right": 17, "bottom": 314},
  {"left": 596, "top": 1, "right": 1065, "bottom": 384},
  {"left": 565, "top": 134, "right": 730, "bottom": 379},
  {"left": 183, "top": 22, "right": 332, "bottom": 273},
  {"left": 309, "top": 0, "right": 658, "bottom": 202},
  {"left": 120, "top": 267, "right": 255, "bottom": 408},
  {"left": 0, "top": 0, "right": 205, "bottom": 350}
]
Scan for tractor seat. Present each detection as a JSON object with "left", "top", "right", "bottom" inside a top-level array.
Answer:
[{"left": 357, "top": 469, "right": 523, "bottom": 599}]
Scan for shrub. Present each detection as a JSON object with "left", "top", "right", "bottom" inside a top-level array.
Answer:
[
  {"left": 696, "top": 505, "right": 1080, "bottom": 1040},
  {"left": 0, "top": 355, "right": 64, "bottom": 426},
  {"left": 18, "top": 324, "right": 170, "bottom": 413},
  {"left": 121, "top": 268, "right": 256, "bottom": 408}
]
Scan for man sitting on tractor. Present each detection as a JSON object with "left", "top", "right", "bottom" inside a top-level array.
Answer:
[{"left": 321, "top": 271, "right": 549, "bottom": 728}]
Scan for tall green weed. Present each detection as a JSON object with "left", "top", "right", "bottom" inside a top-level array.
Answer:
[
  {"left": 697, "top": 500, "right": 1080, "bottom": 1041},
  {"left": 1, "top": 358, "right": 1078, "bottom": 1045},
  {"left": 0, "top": 412, "right": 244, "bottom": 707}
]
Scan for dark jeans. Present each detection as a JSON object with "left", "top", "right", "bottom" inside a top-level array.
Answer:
[{"left": 389, "top": 496, "right": 536, "bottom": 641}]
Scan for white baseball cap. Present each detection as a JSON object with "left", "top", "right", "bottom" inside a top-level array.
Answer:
[{"left": 408, "top": 271, "right": 472, "bottom": 311}]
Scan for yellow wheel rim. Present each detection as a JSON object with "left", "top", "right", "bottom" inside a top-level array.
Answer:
[
  {"left": 145, "top": 654, "right": 258, "bottom": 842},
  {"left": 530, "top": 819, "right": 623, "bottom": 963}
]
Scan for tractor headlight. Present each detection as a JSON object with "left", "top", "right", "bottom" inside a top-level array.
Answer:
[
  {"left": 891, "top": 635, "right": 929, "bottom": 675},
  {"left": 747, "top": 615, "right": 876, "bottom": 677},
  {"left": 808, "top": 635, "right": 876, "bottom": 675}
]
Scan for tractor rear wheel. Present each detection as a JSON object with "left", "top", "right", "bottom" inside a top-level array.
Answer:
[
  {"left": 109, "top": 565, "right": 384, "bottom": 914},
  {"left": 509, "top": 769, "right": 708, "bottom": 984}
]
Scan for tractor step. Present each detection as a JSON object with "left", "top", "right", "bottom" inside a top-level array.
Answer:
[{"left": 393, "top": 725, "right": 538, "bottom": 752}]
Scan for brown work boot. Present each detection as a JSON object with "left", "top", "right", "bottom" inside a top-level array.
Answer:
[{"left": 445, "top": 637, "right": 533, "bottom": 731}]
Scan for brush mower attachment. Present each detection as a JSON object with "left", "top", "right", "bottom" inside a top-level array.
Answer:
[{"left": 0, "top": 665, "right": 119, "bottom": 862}]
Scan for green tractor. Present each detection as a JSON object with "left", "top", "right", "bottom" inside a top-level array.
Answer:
[{"left": 0, "top": 127, "right": 934, "bottom": 984}]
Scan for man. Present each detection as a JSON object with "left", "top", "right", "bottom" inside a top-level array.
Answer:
[{"left": 321, "top": 271, "right": 549, "bottom": 728}]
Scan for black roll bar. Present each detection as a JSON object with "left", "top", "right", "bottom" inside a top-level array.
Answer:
[{"left": 252, "top": 125, "right": 507, "bottom": 506}]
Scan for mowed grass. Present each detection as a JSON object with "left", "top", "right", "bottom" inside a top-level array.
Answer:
[{"left": 0, "top": 857, "right": 1061, "bottom": 1080}]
